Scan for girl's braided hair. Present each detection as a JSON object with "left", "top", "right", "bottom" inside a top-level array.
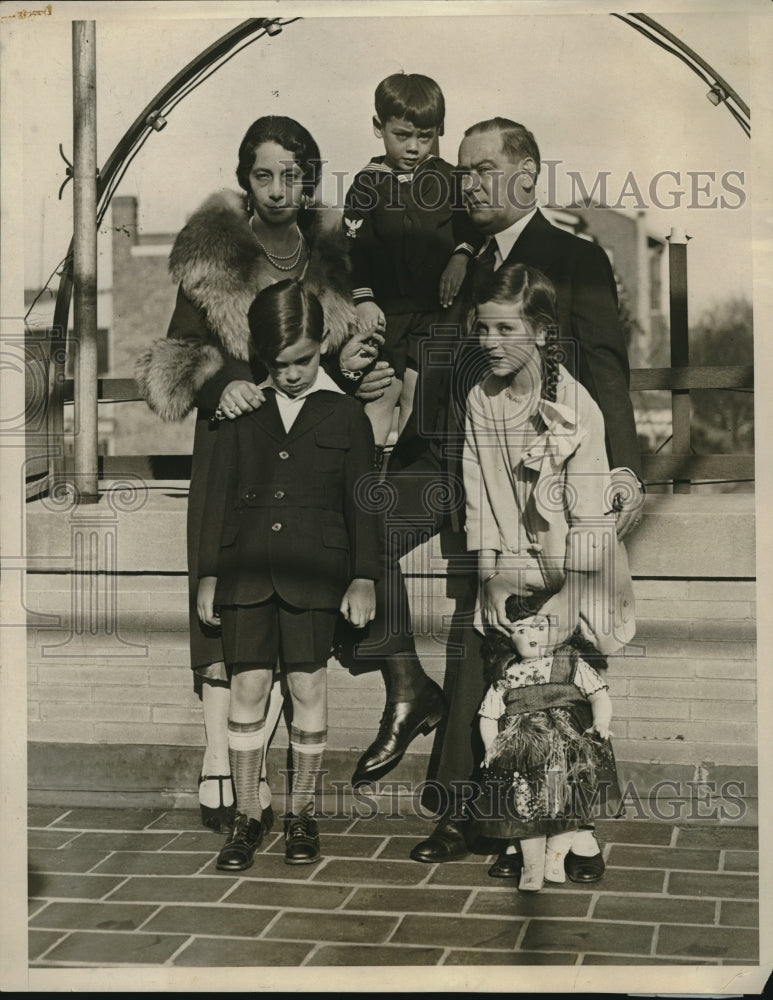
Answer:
[
  {"left": 480, "top": 589, "right": 609, "bottom": 685},
  {"left": 471, "top": 262, "right": 561, "bottom": 403}
]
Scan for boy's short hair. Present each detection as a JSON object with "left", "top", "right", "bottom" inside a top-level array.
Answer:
[
  {"left": 247, "top": 280, "right": 324, "bottom": 377},
  {"left": 374, "top": 73, "right": 445, "bottom": 131},
  {"left": 463, "top": 118, "right": 541, "bottom": 176}
]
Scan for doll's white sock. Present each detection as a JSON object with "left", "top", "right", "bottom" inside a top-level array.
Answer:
[
  {"left": 544, "top": 830, "right": 577, "bottom": 883},
  {"left": 572, "top": 827, "right": 601, "bottom": 857},
  {"left": 518, "top": 836, "right": 546, "bottom": 892}
]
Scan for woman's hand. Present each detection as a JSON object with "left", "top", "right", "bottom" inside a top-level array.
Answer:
[
  {"left": 439, "top": 253, "right": 469, "bottom": 308},
  {"left": 197, "top": 576, "right": 220, "bottom": 628},
  {"left": 355, "top": 301, "right": 386, "bottom": 336},
  {"left": 339, "top": 328, "right": 385, "bottom": 374},
  {"left": 340, "top": 578, "right": 376, "bottom": 628},
  {"left": 355, "top": 360, "right": 395, "bottom": 402},
  {"left": 218, "top": 380, "right": 265, "bottom": 420}
]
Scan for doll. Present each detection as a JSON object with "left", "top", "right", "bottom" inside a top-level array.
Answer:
[{"left": 475, "top": 593, "right": 621, "bottom": 892}]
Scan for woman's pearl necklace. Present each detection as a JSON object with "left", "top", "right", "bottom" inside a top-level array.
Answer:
[{"left": 250, "top": 217, "right": 305, "bottom": 271}]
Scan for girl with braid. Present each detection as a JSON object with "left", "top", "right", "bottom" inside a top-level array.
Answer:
[{"left": 461, "top": 263, "right": 634, "bottom": 883}]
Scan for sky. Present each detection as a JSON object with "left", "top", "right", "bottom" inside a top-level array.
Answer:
[{"left": 7, "top": 2, "right": 769, "bottom": 324}]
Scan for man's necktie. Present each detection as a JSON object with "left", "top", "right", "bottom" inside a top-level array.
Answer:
[{"left": 476, "top": 237, "right": 499, "bottom": 275}]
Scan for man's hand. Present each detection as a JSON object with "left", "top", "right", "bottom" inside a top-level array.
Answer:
[
  {"left": 339, "top": 328, "right": 384, "bottom": 373},
  {"left": 439, "top": 253, "right": 469, "bottom": 308},
  {"left": 218, "top": 381, "right": 265, "bottom": 420},
  {"left": 196, "top": 576, "right": 220, "bottom": 628},
  {"left": 355, "top": 301, "right": 386, "bottom": 336},
  {"left": 609, "top": 468, "right": 645, "bottom": 540},
  {"left": 340, "top": 578, "right": 376, "bottom": 628},
  {"left": 355, "top": 360, "right": 394, "bottom": 402}
]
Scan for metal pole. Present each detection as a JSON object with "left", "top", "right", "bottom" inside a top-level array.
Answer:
[
  {"left": 72, "top": 20, "right": 99, "bottom": 502},
  {"left": 666, "top": 228, "right": 691, "bottom": 494}
]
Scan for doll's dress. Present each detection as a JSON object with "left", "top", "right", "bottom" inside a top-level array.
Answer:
[{"left": 473, "top": 652, "right": 621, "bottom": 839}]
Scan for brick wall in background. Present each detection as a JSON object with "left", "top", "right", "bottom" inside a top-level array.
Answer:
[{"left": 25, "top": 493, "right": 757, "bottom": 806}]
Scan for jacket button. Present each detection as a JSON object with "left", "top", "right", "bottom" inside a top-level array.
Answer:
[
  {"left": 271, "top": 522, "right": 282, "bottom": 532},
  {"left": 274, "top": 490, "right": 285, "bottom": 500},
  {"left": 279, "top": 450, "right": 290, "bottom": 460},
  {"left": 244, "top": 490, "right": 256, "bottom": 501}
]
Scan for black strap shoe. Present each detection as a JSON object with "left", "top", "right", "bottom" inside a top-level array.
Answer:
[
  {"left": 199, "top": 774, "right": 236, "bottom": 834},
  {"left": 409, "top": 817, "right": 469, "bottom": 863},
  {"left": 352, "top": 680, "right": 447, "bottom": 785},
  {"left": 215, "top": 811, "right": 266, "bottom": 872},
  {"left": 284, "top": 806, "right": 321, "bottom": 865}
]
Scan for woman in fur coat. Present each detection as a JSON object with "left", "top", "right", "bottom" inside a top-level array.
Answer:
[{"left": 135, "top": 116, "right": 379, "bottom": 831}]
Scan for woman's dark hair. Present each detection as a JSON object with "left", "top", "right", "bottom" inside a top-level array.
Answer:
[
  {"left": 472, "top": 262, "right": 562, "bottom": 403},
  {"left": 247, "top": 280, "right": 324, "bottom": 377},
  {"left": 480, "top": 587, "right": 608, "bottom": 685},
  {"left": 236, "top": 116, "right": 321, "bottom": 225},
  {"left": 374, "top": 73, "right": 445, "bottom": 132}
]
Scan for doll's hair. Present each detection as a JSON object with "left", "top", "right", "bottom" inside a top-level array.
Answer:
[
  {"left": 374, "top": 72, "right": 445, "bottom": 132},
  {"left": 471, "top": 262, "right": 561, "bottom": 402},
  {"left": 480, "top": 589, "right": 608, "bottom": 685},
  {"left": 247, "top": 279, "right": 324, "bottom": 379}
]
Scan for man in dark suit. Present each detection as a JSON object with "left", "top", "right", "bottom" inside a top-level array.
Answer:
[{"left": 359, "top": 118, "right": 644, "bottom": 881}]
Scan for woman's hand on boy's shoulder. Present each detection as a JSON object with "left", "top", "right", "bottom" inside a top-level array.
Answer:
[
  {"left": 340, "top": 578, "right": 376, "bottom": 629},
  {"left": 217, "top": 380, "right": 265, "bottom": 420}
]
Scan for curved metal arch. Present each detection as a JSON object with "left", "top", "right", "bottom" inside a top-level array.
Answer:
[
  {"left": 49, "top": 11, "right": 751, "bottom": 343},
  {"left": 51, "top": 17, "right": 296, "bottom": 341}
]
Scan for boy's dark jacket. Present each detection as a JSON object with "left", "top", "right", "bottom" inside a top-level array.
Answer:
[
  {"left": 135, "top": 189, "right": 358, "bottom": 423},
  {"left": 198, "top": 388, "right": 382, "bottom": 609},
  {"left": 343, "top": 155, "right": 483, "bottom": 314}
]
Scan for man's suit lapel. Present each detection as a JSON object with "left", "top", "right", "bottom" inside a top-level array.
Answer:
[{"left": 503, "top": 209, "right": 553, "bottom": 269}]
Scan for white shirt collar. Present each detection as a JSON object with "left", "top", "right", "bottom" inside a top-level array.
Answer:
[
  {"left": 258, "top": 365, "right": 343, "bottom": 401},
  {"left": 481, "top": 204, "right": 539, "bottom": 268}
]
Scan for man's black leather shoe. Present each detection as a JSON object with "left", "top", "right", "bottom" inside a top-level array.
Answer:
[
  {"left": 564, "top": 849, "right": 605, "bottom": 882},
  {"left": 215, "top": 811, "right": 266, "bottom": 872},
  {"left": 352, "top": 680, "right": 446, "bottom": 785},
  {"left": 409, "top": 817, "right": 469, "bottom": 863}
]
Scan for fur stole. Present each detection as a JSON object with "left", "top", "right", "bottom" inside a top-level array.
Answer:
[{"left": 135, "top": 189, "right": 357, "bottom": 422}]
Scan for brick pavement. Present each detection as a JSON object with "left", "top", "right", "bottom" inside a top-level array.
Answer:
[{"left": 28, "top": 805, "right": 758, "bottom": 968}]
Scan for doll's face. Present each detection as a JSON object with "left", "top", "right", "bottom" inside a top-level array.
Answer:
[{"left": 509, "top": 615, "right": 549, "bottom": 659}]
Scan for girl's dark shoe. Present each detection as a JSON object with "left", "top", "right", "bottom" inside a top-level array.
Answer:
[
  {"left": 284, "top": 807, "right": 321, "bottom": 865},
  {"left": 215, "top": 811, "right": 266, "bottom": 871},
  {"left": 488, "top": 852, "right": 523, "bottom": 879},
  {"left": 198, "top": 773, "right": 236, "bottom": 833}
]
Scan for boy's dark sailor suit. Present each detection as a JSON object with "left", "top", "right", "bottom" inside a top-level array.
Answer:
[
  {"left": 199, "top": 378, "right": 381, "bottom": 610},
  {"left": 343, "top": 155, "right": 483, "bottom": 313}
]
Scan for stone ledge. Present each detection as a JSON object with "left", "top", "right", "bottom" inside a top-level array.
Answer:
[{"left": 25, "top": 490, "right": 756, "bottom": 578}]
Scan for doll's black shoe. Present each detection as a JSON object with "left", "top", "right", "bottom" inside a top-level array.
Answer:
[
  {"left": 284, "top": 805, "right": 321, "bottom": 865},
  {"left": 198, "top": 774, "right": 236, "bottom": 833},
  {"left": 488, "top": 852, "right": 523, "bottom": 879},
  {"left": 215, "top": 811, "right": 266, "bottom": 871},
  {"left": 564, "top": 850, "right": 605, "bottom": 883},
  {"left": 351, "top": 680, "right": 447, "bottom": 785}
]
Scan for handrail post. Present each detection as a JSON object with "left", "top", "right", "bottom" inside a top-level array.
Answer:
[
  {"left": 666, "top": 227, "right": 691, "bottom": 494},
  {"left": 72, "top": 20, "right": 99, "bottom": 502}
]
